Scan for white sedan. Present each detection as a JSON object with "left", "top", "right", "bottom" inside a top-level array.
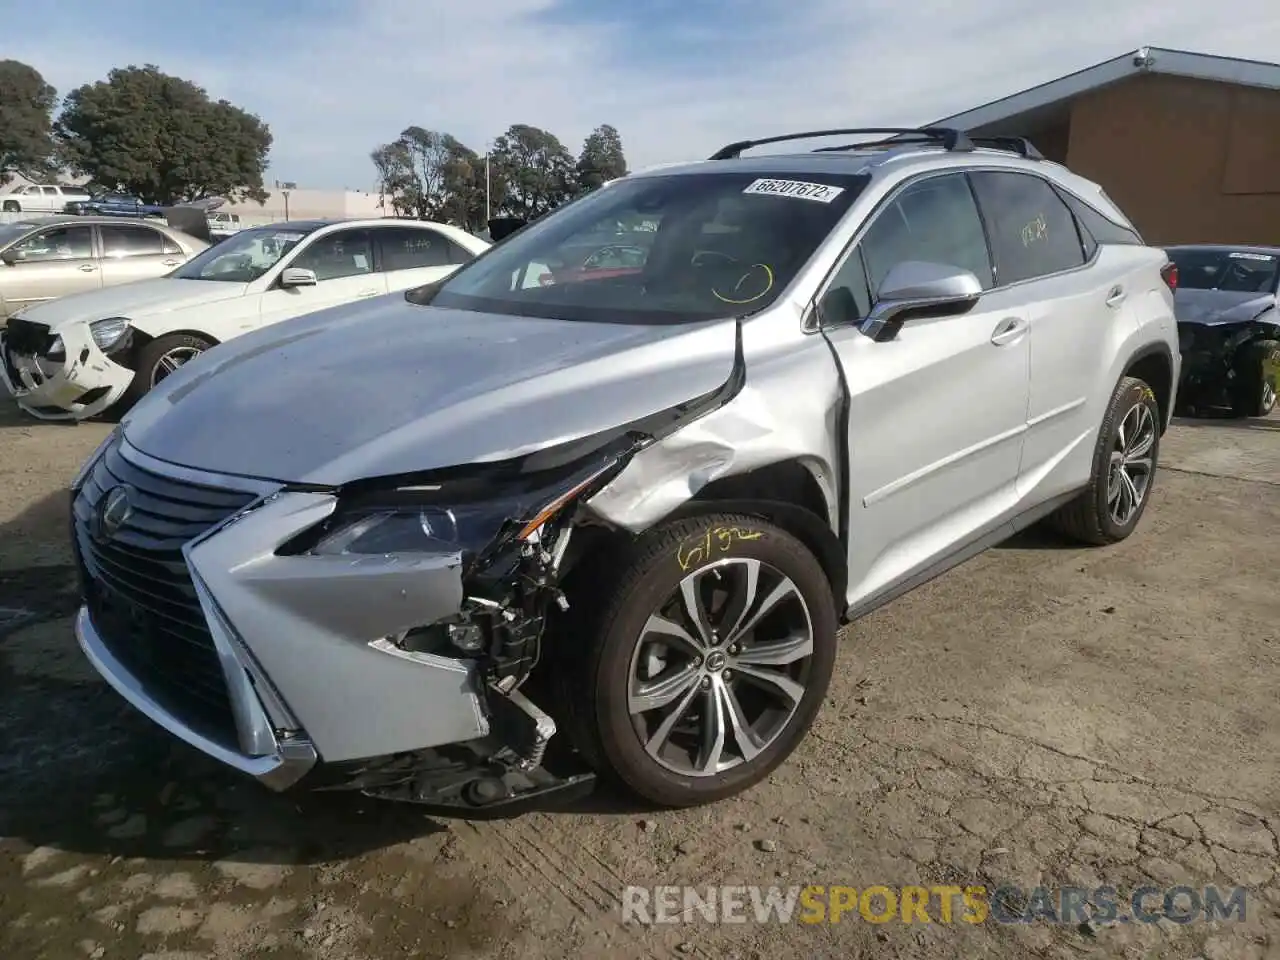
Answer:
[{"left": 0, "top": 218, "right": 489, "bottom": 420}]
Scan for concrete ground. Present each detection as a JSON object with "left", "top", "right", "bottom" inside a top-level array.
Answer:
[{"left": 0, "top": 402, "right": 1276, "bottom": 960}]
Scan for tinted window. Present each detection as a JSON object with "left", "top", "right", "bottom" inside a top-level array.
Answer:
[
  {"left": 9, "top": 226, "right": 93, "bottom": 262},
  {"left": 969, "top": 172, "right": 1086, "bottom": 285},
  {"left": 42, "top": 186, "right": 59, "bottom": 196},
  {"left": 1167, "top": 249, "right": 1280, "bottom": 293},
  {"left": 101, "top": 224, "right": 165, "bottom": 258},
  {"left": 429, "top": 171, "right": 868, "bottom": 324},
  {"left": 291, "top": 229, "right": 375, "bottom": 281},
  {"left": 818, "top": 245, "right": 873, "bottom": 326},
  {"left": 376, "top": 227, "right": 451, "bottom": 271},
  {"left": 860, "top": 173, "right": 993, "bottom": 295},
  {"left": 1055, "top": 188, "right": 1142, "bottom": 247}
]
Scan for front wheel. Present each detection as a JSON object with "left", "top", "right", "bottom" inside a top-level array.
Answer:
[
  {"left": 1229, "top": 339, "right": 1279, "bottom": 418},
  {"left": 559, "top": 514, "right": 837, "bottom": 807},
  {"left": 1050, "top": 375, "right": 1161, "bottom": 545},
  {"left": 116, "top": 332, "right": 215, "bottom": 410},
  {"left": 2, "top": 200, "right": 19, "bottom": 213}
]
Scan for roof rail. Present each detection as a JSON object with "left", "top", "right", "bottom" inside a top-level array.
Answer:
[
  {"left": 969, "top": 136, "right": 1045, "bottom": 160},
  {"left": 708, "top": 127, "right": 975, "bottom": 160}
]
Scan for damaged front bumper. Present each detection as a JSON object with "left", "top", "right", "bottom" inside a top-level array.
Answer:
[
  {"left": 0, "top": 319, "right": 134, "bottom": 420},
  {"left": 70, "top": 435, "right": 593, "bottom": 811}
]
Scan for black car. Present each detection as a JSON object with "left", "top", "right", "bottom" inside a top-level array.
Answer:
[{"left": 1166, "top": 245, "right": 1280, "bottom": 417}]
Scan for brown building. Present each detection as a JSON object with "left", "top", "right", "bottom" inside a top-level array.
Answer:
[{"left": 932, "top": 47, "right": 1280, "bottom": 246}]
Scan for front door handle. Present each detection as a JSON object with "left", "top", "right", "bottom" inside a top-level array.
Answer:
[
  {"left": 990, "top": 316, "right": 1028, "bottom": 346},
  {"left": 1106, "top": 286, "right": 1127, "bottom": 308},
  {"left": 162, "top": 259, "right": 182, "bottom": 267},
  {"left": 78, "top": 264, "right": 97, "bottom": 273}
]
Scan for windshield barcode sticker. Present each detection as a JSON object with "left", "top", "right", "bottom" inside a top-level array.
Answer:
[{"left": 742, "top": 179, "right": 845, "bottom": 203}]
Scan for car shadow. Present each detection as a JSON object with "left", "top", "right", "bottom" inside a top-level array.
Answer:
[{"left": 1171, "top": 414, "right": 1280, "bottom": 432}]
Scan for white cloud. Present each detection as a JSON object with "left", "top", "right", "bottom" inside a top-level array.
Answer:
[{"left": 8, "top": 0, "right": 1280, "bottom": 190}]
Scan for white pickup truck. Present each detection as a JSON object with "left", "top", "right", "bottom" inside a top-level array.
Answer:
[{"left": 1, "top": 184, "right": 92, "bottom": 214}]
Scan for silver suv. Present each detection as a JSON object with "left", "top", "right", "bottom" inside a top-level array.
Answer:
[{"left": 69, "top": 127, "right": 1180, "bottom": 812}]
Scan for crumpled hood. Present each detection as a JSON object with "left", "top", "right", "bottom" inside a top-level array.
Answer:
[
  {"left": 1173, "top": 289, "right": 1275, "bottom": 326},
  {"left": 15, "top": 278, "right": 248, "bottom": 331},
  {"left": 123, "top": 295, "right": 740, "bottom": 486}
]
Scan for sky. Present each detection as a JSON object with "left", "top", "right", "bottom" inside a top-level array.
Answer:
[{"left": 5, "top": 0, "right": 1280, "bottom": 193}]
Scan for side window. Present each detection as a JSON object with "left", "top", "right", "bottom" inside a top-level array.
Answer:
[
  {"left": 161, "top": 234, "right": 184, "bottom": 255},
  {"left": 1053, "top": 186, "right": 1142, "bottom": 248},
  {"left": 8, "top": 226, "right": 94, "bottom": 262},
  {"left": 860, "top": 173, "right": 994, "bottom": 295},
  {"left": 969, "top": 172, "right": 1086, "bottom": 285},
  {"left": 100, "top": 224, "right": 165, "bottom": 258},
  {"left": 375, "top": 227, "right": 451, "bottom": 271},
  {"left": 42, "top": 186, "right": 59, "bottom": 196},
  {"left": 290, "top": 229, "right": 375, "bottom": 281},
  {"left": 818, "top": 246, "right": 873, "bottom": 326},
  {"left": 447, "top": 239, "right": 476, "bottom": 264}
]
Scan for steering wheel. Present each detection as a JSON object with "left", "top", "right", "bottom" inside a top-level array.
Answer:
[{"left": 691, "top": 250, "right": 740, "bottom": 269}]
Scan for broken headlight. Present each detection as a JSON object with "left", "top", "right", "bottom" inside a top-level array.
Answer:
[
  {"left": 310, "top": 503, "right": 506, "bottom": 557},
  {"left": 295, "top": 455, "right": 622, "bottom": 562}
]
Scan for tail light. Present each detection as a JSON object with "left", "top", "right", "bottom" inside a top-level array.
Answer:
[{"left": 1160, "top": 261, "right": 1178, "bottom": 292}]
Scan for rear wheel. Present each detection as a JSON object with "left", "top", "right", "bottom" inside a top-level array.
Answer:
[
  {"left": 1050, "top": 376, "right": 1161, "bottom": 545},
  {"left": 1229, "top": 339, "right": 1279, "bottom": 418},
  {"left": 117, "top": 333, "right": 215, "bottom": 410},
  {"left": 558, "top": 514, "right": 837, "bottom": 807}
]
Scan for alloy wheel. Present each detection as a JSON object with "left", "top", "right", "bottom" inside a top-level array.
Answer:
[
  {"left": 1262, "top": 379, "right": 1276, "bottom": 414},
  {"left": 1107, "top": 400, "right": 1156, "bottom": 525},
  {"left": 151, "top": 346, "right": 203, "bottom": 387},
  {"left": 626, "top": 557, "right": 815, "bottom": 778}
]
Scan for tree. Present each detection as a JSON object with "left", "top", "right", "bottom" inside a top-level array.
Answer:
[
  {"left": 370, "top": 126, "right": 475, "bottom": 221},
  {"left": 489, "top": 124, "right": 577, "bottom": 219},
  {"left": 0, "top": 60, "right": 58, "bottom": 184},
  {"left": 56, "top": 65, "right": 271, "bottom": 204},
  {"left": 576, "top": 124, "right": 627, "bottom": 193}
]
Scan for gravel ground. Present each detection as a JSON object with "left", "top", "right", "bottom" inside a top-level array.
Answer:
[{"left": 1, "top": 402, "right": 1277, "bottom": 960}]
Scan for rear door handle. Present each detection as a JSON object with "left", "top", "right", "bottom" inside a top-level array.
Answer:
[
  {"left": 1106, "top": 286, "right": 1127, "bottom": 308},
  {"left": 990, "top": 316, "right": 1028, "bottom": 346},
  {"left": 79, "top": 264, "right": 97, "bottom": 273},
  {"left": 358, "top": 289, "right": 380, "bottom": 298}
]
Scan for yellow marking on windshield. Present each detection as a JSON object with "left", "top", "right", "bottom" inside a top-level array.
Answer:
[{"left": 713, "top": 263, "right": 775, "bottom": 305}]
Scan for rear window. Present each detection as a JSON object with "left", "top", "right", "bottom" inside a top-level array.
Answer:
[
  {"left": 1167, "top": 249, "right": 1280, "bottom": 293},
  {"left": 427, "top": 171, "right": 869, "bottom": 324}
]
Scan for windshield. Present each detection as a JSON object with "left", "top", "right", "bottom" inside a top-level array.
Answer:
[
  {"left": 172, "top": 225, "right": 316, "bottom": 282},
  {"left": 1169, "top": 249, "right": 1280, "bottom": 293},
  {"left": 0, "top": 222, "right": 43, "bottom": 248},
  {"left": 429, "top": 171, "right": 868, "bottom": 324}
]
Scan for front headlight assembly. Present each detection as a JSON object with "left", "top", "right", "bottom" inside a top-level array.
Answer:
[
  {"left": 89, "top": 317, "right": 132, "bottom": 353},
  {"left": 286, "top": 453, "right": 623, "bottom": 564}
]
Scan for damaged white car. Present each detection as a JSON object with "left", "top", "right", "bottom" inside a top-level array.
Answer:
[
  {"left": 69, "top": 128, "right": 1179, "bottom": 813},
  {"left": 1, "top": 218, "right": 488, "bottom": 420}
]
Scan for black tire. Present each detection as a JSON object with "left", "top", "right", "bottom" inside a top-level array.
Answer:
[
  {"left": 1229, "top": 339, "right": 1279, "bottom": 418},
  {"left": 556, "top": 513, "right": 837, "bottom": 808},
  {"left": 2, "top": 200, "right": 19, "bottom": 213},
  {"left": 117, "top": 332, "right": 215, "bottom": 410},
  {"left": 1049, "top": 376, "right": 1161, "bottom": 546}
]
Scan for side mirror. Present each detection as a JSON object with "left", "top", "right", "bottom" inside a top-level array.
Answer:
[
  {"left": 0, "top": 250, "right": 17, "bottom": 266},
  {"left": 279, "top": 267, "right": 318, "bottom": 288},
  {"left": 860, "top": 261, "right": 983, "bottom": 342}
]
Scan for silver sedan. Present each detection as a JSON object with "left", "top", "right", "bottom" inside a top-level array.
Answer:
[{"left": 0, "top": 216, "right": 207, "bottom": 321}]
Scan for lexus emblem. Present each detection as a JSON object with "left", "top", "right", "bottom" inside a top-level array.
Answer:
[{"left": 94, "top": 484, "right": 134, "bottom": 541}]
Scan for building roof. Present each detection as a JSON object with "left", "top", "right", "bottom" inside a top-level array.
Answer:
[{"left": 932, "top": 46, "right": 1280, "bottom": 134}]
